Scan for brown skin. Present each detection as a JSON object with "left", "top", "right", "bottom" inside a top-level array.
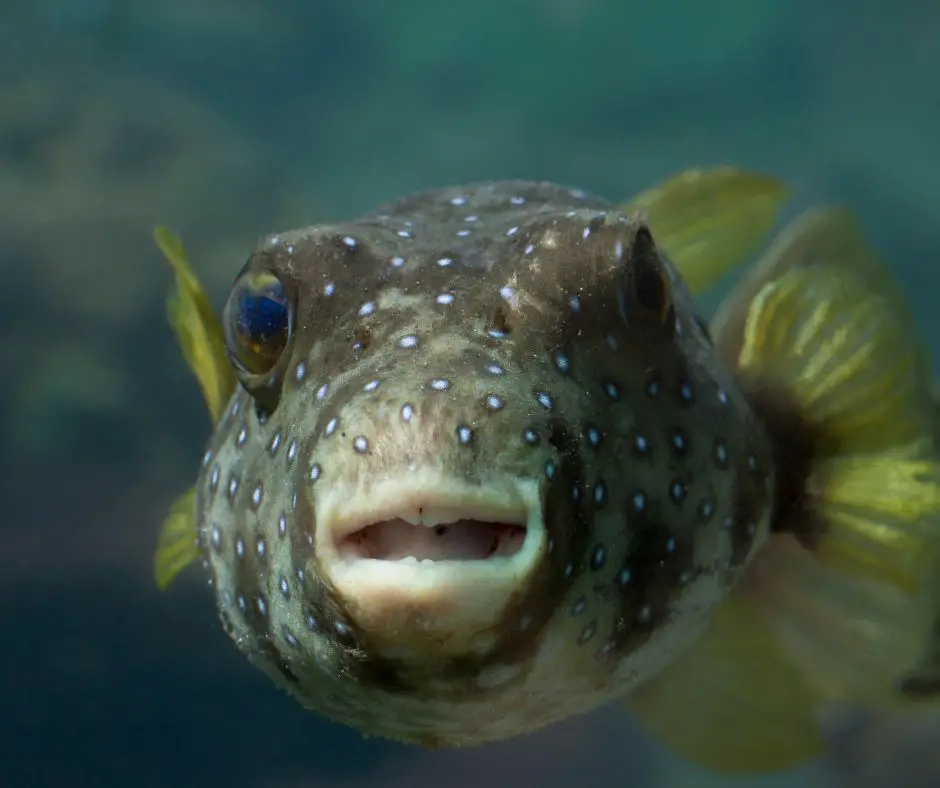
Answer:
[{"left": 195, "top": 181, "right": 774, "bottom": 746}]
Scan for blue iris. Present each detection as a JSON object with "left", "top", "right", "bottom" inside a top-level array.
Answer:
[{"left": 224, "top": 271, "right": 292, "bottom": 375}]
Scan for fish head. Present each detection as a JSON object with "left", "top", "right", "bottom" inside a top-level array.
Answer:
[{"left": 198, "top": 183, "right": 775, "bottom": 744}]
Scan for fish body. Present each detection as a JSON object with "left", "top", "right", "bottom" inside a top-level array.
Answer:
[
  {"left": 154, "top": 169, "right": 940, "bottom": 773},
  {"left": 195, "top": 181, "right": 774, "bottom": 745}
]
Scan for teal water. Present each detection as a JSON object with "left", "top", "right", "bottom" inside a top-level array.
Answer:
[{"left": 3, "top": 2, "right": 939, "bottom": 787}]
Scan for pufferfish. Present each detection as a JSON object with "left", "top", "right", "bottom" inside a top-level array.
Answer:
[{"left": 153, "top": 168, "right": 940, "bottom": 774}]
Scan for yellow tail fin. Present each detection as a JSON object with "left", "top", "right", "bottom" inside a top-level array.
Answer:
[{"left": 624, "top": 207, "right": 940, "bottom": 775}]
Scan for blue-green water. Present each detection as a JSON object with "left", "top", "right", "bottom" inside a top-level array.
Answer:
[{"left": 4, "top": 2, "right": 940, "bottom": 786}]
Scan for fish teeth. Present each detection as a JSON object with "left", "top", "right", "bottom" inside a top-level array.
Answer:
[{"left": 396, "top": 556, "right": 447, "bottom": 565}]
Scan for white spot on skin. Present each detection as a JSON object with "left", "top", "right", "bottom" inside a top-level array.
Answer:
[
  {"left": 499, "top": 285, "right": 519, "bottom": 308},
  {"left": 486, "top": 395, "right": 505, "bottom": 411}
]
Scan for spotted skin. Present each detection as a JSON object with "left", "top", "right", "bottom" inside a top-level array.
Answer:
[{"left": 197, "top": 181, "right": 775, "bottom": 746}]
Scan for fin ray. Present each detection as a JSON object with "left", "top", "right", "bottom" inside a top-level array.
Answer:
[
  {"left": 624, "top": 584, "right": 824, "bottom": 775},
  {"left": 712, "top": 207, "right": 940, "bottom": 709},
  {"left": 154, "top": 487, "right": 200, "bottom": 590},
  {"left": 153, "top": 227, "right": 232, "bottom": 589},
  {"left": 154, "top": 226, "right": 236, "bottom": 426}
]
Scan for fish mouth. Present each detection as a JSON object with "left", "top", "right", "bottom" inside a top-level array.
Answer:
[
  {"left": 337, "top": 514, "right": 527, "bottom": 563},
  {"left": 316, "top": 474, "right": 545, "bottom": 649}
]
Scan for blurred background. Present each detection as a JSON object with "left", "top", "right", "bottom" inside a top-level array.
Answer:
[{"left": 3, "top": 1, "right": 940, "bottom": 786}]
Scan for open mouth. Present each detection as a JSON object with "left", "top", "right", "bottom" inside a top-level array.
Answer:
[
  {"left": 338, "top": 517, "right": 528, "bottom": 563},
  {"left": 316, "top": 477, "right": 544, "bottom": 640}
]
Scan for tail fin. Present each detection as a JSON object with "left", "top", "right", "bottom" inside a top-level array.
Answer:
[
  {"left": 623, "top": 207, "right": 940, "bottom": 775},
  {"left": 719, "top": 206, "right": 940, "bottom": 702}
]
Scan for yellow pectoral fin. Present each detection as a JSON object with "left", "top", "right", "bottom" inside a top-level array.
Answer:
[
  {"left": 154, "top": 226, "right": 236, "bottom": 426},
  {"left": 623, "top": 587, "right": 824, "bottom": 775},
  {"left": 623, "top": 167, "right": 790, "bottom": 296},
  {"left": 153, "top": 487, "right": 200, "bottom": 590}
]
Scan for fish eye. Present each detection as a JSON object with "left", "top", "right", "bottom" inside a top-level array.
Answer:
[
  {"left": 622, "top": 227, "right": 673, "bottom": 329},
  {"left": 223, "top": 270, "right": 293, "bottom": 376}
]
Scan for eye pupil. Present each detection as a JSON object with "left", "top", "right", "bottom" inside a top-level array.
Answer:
[{"left": 224, "top": 271, "right": 292, "bottom": 375}]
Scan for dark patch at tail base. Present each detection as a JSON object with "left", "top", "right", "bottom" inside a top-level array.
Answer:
[{"left": 742, "top": 383, "right": 827, "bottom": 548}]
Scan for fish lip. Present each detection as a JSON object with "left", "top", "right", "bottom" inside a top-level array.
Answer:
[
  {"left": 314, "top": 471, "right": 547, "bottom": 612},
  {"left": 316, "top": 474, "right": 540, "bottom": 560},
  {"left": 327, "top": 501, "right": 530, "bottom": 547},
  {"left": 315, "top": 475, "right": 546, "bottom": 646}
]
